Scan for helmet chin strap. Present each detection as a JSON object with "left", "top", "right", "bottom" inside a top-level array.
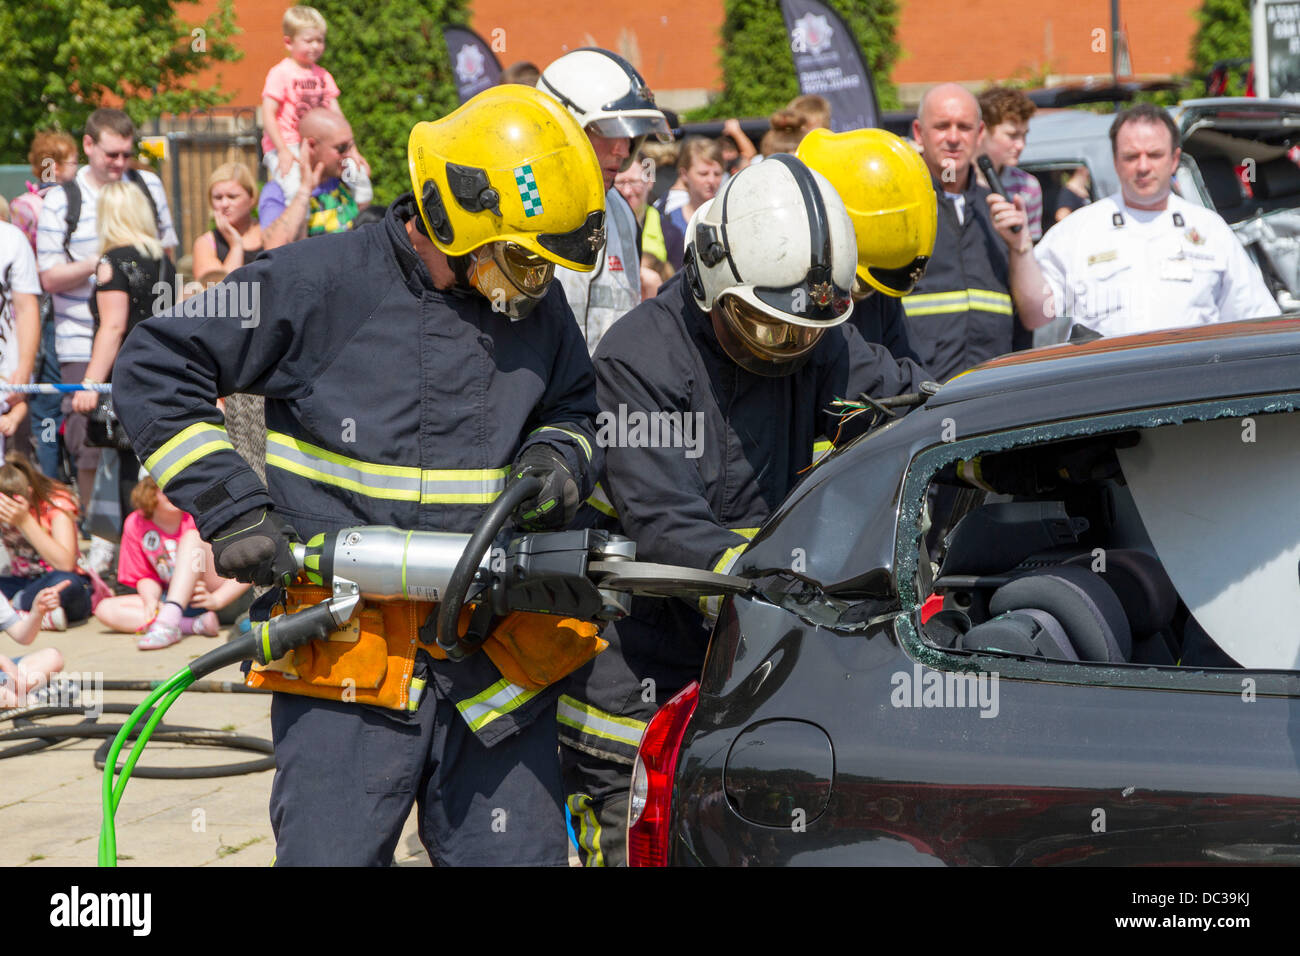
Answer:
[
  {"left": 396, "top": 194, "right": 477, "bottom": 296},
  {"left": 450, "top": 252, "right": 474, "bottom": 290}
]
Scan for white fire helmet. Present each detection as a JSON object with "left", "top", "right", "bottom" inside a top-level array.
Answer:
[
  {"left": 537, "top": 48, "right": 672, "bottom": 166},
  {"left": 683, "top": 154, "right": 857, "bottom": 376}
]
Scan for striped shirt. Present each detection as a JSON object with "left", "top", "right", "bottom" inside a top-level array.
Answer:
[
  {"left": 1002, "top": 165, "right": 1044, "bottom": 243},
  {"left": 35, "top": 166, "right": 177, "bottom": 363}
]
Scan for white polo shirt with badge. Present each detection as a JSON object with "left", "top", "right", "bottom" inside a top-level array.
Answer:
[{"left": 1034, "top": 191, "right": 1278, "bottom": 338}]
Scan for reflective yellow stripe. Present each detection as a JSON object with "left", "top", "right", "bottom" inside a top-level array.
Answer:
[
  {"left": 144, "top": 423, "right": 234, "bottom": 490},
  {"left": 701, "top": 527, "right": 759, "bottom": 617},
  {"left": 407, "top": 676, "right": 427, "bottom": 712},
  {"left": 712, "top": 527, "right": 759, "bottom": 575},
  {"left": 557, "top": 695, "right": 646, "bottom": 749},
  {"left": 265, "top": 431, "right": 509, "bottom": 504},
  {"left": 566, "top": 793, "right": 604, "bottom": 867},
  {"left": 456, "top": 678, "right": 540, "bottom": 733},
  {"left": 967, "top": 288, "right": 1014, "bottom": 314},
  {"left": 812, "top": 439, "right": 834, "bottom": 465},
  {"left": 530, "top": 426, "right": 593, "bottom": 463},
  {"left": 903, "top": 288, "right": 1013, "bottom": 317},
  {"left": 585, "top": 482, "right": 617, "bottom": 518}
]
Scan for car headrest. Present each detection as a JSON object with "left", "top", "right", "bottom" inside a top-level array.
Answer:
[
  {"left": 1253, "top": 157, "right": 1300, "bottom": 200},
  {"left": 940, "top": 501, "right": 1088, "bottom": 576},
  {"left": 959, "top": 609, "right": 1078, "bottom": 661},
  {"left": 1193, "top": 155, "right": 1245, "bottom": 210},
  {"left": 1065, "top": 548, "right": 1176, "bottom": 635},
  {"left": 989, "top": 566, "right": 1132, "bottom": 662}
]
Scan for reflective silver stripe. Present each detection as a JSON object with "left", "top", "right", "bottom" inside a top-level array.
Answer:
[
  {"left": 265, "top": 431, "right": 508, "bottom": 504},
  {"left": 585, "top": 482, "right": 617, "bottom": 518},
  {"left": 144, "top": 423, "right": 235, "bottom": 490},
  {"left": 267, "top": 432, "right": 422, "bottom": 500},
  {"left": 418, "top": 469, "right": 507, "bottom": 503},
  {"left": 902, "top": 288, "right": 1013, "bottom": 317},
  {"left": 407, "top": 676, "right": 427, "bottom": 713},
  {"left": 456, "top": 679, "right": 540, "bottom": 732},
  {"left": 557, "top": 694, "right": 646, "bottom": 750}
]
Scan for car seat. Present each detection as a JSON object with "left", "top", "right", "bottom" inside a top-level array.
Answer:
[
  {"left": 958, "top": 565, "right": 1132, "bottom": 663},
  {"left": 1064, "top": 549, "right": 1180, "bottom": 664}
]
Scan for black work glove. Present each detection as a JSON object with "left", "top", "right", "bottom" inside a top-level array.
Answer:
[
  {"left": 508, "top": 444, "right": 580, "bottom": 531},
  {"left": 210, "top": 508, "right": 300, "bottom": 587}
]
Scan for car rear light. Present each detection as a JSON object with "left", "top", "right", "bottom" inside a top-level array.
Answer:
[{"left": 627, "top": 680, "right": 699, "bottom": 867}]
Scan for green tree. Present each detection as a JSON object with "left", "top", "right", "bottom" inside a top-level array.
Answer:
[
  {"left": 0, "top": 0, "right": 241, "bottom": 162},
  {"left": 1189, "top": 0, "right": 1253, "bottom": 97},
  {"left": 314, "top": 0, "right": 470, "bottom": 203},
  {"left": 688, "top": 0, "right": 900, "bottom": 122}
]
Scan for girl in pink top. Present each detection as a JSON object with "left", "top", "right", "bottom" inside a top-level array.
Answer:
[{"left": 93, "top": 477, "right": 249, "bottom": 650}]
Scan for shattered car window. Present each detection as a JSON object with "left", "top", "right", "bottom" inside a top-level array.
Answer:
[{"left": 910, "top": 405, "right": 1300, "bottom": 674}]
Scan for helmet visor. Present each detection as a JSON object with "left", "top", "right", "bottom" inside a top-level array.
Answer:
[
  {"left": 536, "top": 209, "right": 607, "bottom": 269},
  {"left": 470, "top": 242, "right": 555, "bottom": 318},
  {"left": 496, "top": 242, "right": 554, "bottom": 295},
  {"left": 715, "top": 295, "right": 823, "bottom": 375},
  {"left": 865, "top": 255, "right": 931, "bottom": 297},
  {"left": 587, "top": 113, "right": 673, "bottom": 143}
]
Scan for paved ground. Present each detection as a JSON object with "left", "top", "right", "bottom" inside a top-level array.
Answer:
[{"left": 1, "top": 614, "right": 431, "bottom": 868}]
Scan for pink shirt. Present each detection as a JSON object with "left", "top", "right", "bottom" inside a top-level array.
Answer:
[
  {"left": 261, "top": 58, "right": 342, "bottom": 153},
  {"left": 118, "top": 511, "right": 197, "bottom": 590}
]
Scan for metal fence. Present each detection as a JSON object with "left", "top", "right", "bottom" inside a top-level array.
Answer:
[{"left": 150, "top": 107, "right": 263, "bottom": 259}]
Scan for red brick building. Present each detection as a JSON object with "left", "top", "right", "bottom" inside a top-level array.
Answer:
[{"left": 189, "top": 0, "right": 1205, "bottom": 111}]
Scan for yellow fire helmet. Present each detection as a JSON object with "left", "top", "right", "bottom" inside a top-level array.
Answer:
[
  {"left": 407, "top": 84, "right": 607, "bottom": 273},
  {"left": 797, "top": 127, "right": 937, "bottom": 298}
]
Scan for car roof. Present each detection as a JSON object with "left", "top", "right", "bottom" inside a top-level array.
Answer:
[{"left": 929, "top": 318, "right": 1300, "bottom": 416}]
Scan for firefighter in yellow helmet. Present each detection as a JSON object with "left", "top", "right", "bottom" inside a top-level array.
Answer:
[
  {"left": 114, "top": 84, "right": 608, "bottom": 865},
  {"left": 797, "top": 127, "right": 937, "bottom": 362}
]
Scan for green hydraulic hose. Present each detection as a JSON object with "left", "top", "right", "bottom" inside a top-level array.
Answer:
[
  {"left": 98, "top": 669, "right": 194, "bottom": 866},
  {"left": 97, "top": 602, "right": 345, "bottom": 865}
]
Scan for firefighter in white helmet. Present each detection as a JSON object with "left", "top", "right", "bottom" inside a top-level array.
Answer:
[
  {"left": 537, "top": 48, "right": 672, "bottom": 353},
  {"left": 558, "top": 155, "right": 932, "bottom": 864}
]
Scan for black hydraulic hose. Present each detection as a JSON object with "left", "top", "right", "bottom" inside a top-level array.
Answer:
[
  {"left": 0, "top": 703, "right": 275, "bottom": 776},
  {"left": 185, "top": 599, "right": 342, "bottom": 681},
  {"left": 436, "top": 474, "right": 541, "bottom": 660},
  {"left": 100, "top": 680, "right": 270, "bottom": 694}
]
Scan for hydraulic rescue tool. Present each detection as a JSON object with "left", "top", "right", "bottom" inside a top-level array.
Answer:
[{"left": 98, "top": 476, "right": 749, "bottom": 865}]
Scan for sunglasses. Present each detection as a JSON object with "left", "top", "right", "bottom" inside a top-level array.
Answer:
[{"left": 95, "top": 148, "right": 134, "bottom": 160}]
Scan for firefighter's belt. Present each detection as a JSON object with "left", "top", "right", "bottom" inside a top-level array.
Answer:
[{"left": 246, "top": 584, "right": 608, "bottom": 711}]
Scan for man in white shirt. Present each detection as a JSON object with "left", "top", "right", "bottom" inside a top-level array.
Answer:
[
  {"left": 537, "top": 49, "right": 671, "bottom": 354},
  {"left": 989, "top": 103, "right": 1277, "bottom": 338},
  {"left": 36, "top": 108, "right": 176, "bottom": 502},
  {"left": 0, "top": 222, "right": 42, "bottom": 455}
]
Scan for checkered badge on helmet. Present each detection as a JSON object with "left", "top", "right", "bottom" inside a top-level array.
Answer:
[{"left": 514, "top": 164, "right": 544, "bottom": 217}]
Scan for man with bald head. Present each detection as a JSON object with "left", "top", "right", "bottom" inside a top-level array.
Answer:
[
  {"left": 261, "top": 107, "right": 371, "bottom": 248},
  {"left": 902, "top": 83, "right": 1048, "bottom": 381}
]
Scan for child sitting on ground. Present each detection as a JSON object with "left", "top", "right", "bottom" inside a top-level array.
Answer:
[
  {"left": 93, "top": 477, "right": 249, "bottom": 650},
  {"left": 0, "top": 579, "right": 70, "bottom": 709},
  {"left": 0, "top": 453, "right": 92, "bottom": 628}
]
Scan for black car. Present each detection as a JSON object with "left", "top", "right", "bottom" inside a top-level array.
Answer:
[{"left": 629, "top": 319, "right": 1300, "bottom": 866}]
